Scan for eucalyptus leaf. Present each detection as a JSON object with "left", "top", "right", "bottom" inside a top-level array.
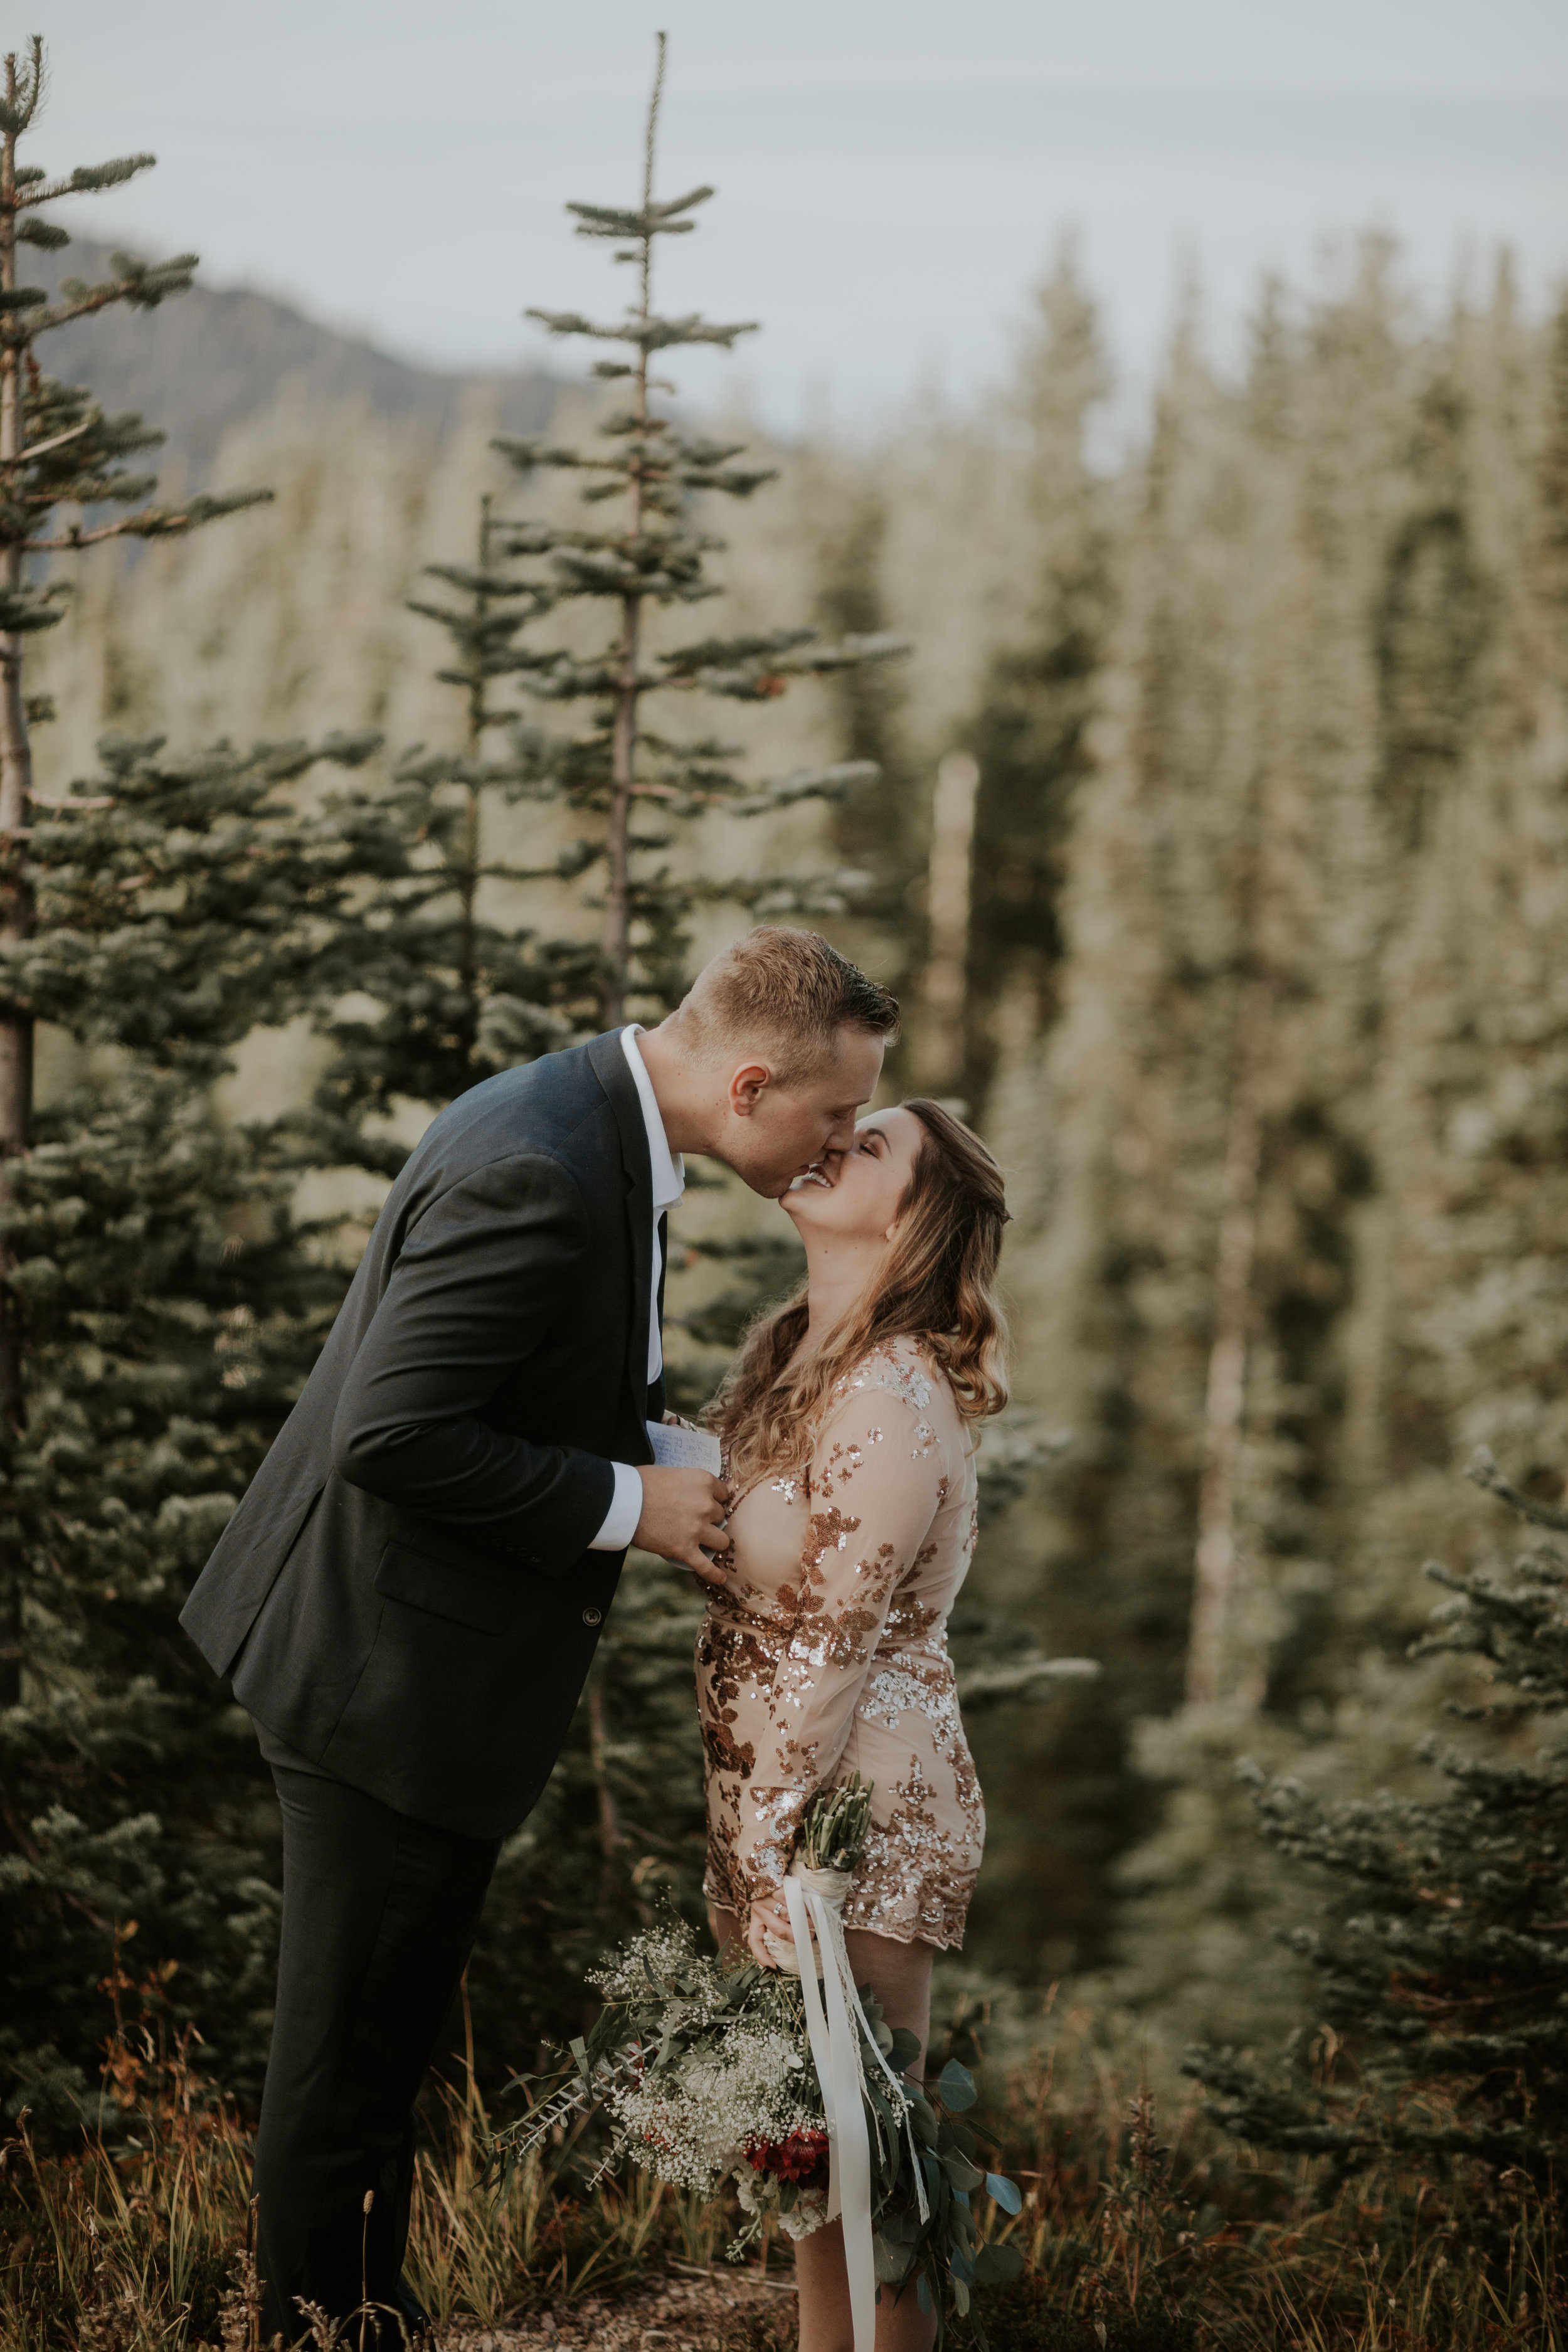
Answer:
[
  {"left": 873, "top": 2234, "right": 908, "bottom": 2285},
  {"left": 987, "top": 2171, "right": 1024, "bottom": 2215},
  {"left": 936, "top": 2058, "right": 977, "bottom": 2111},
  {"left": 887, "top": 2026, "right": 923, "bottom": 2072},
  {"left": 974, "top": 2242, "right": 1026, "bottom": 2284}
]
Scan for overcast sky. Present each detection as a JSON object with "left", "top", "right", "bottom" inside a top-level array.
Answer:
[{"left": 20, "top": 0, "right": 1568, "bottom": 432}]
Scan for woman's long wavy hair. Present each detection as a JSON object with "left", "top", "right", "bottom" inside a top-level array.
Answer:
[{"left": 708, "top": 1099, "right": 1010, "bottom": 1490}]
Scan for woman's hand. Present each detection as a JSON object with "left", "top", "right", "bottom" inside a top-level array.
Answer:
[{"left": 747, "top": 1895, "right": 797, "bottom": 1969}]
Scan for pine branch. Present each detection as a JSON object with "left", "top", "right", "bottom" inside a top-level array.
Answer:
[
  {"left": 524, "top": 305, "right": 758, "bottom": 352},
  {"left": 1466, "top": 1444, "right": 1568, "bottom": 1533},
  {"left": 28, "top": 252, "right": 197, "bottom": 335},
  {"left": 13, "top": 156, "right": 156, "bottom": 208},
  {"left": 567, "top": 186, "right": 714, "bottom": 240},
  {"left": 24, "top": 485, "right": 272, "bottom": 551}
]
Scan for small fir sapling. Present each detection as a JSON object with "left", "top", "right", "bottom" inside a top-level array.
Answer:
[
  {"left": 312, "top": 486, "right": 603, "bottom": 1145},
  {"left": 481, "top": 30, "right": 905, "bottom": 1029}
]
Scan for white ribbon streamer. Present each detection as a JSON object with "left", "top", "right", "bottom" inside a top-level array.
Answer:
[
  {"left": 781, "top": 1876, "right": 840, "bottom": 2217},
  {"left": 773, "top": 1862, "right": 931, "bottom": 2352}
]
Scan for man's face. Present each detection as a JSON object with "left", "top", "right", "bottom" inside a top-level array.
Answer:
[{"left": 719, "top": 1029, "right": 886, "bottom": 1199}]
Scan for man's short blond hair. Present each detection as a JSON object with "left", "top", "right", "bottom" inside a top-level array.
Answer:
[{"left": 672, "top": 926, "right": 899, "bottom": 1086}]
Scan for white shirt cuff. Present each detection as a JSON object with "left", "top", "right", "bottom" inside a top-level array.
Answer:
[{"left": 589, "top": 1459, "right": 644, "bottom": 1552}]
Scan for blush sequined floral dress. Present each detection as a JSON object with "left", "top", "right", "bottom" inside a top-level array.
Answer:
[{"left": 696, "top": 1338, "right": 984, "bottom": 1949}]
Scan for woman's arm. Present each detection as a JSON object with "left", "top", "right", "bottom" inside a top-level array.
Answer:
[{"left": 735, "top": 1374, "right": 950, "bottom": 1956}]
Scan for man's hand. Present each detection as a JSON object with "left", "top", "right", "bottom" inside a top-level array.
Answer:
[{"left": 633, "top": 1465, "right": 733, "bottom": 1584}]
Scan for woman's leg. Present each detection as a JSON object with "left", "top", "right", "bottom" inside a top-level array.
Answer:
[
  {"left": 708, "top": 1907, "right": 937, "bottom": 2352},
  {"left": 796, "top": 1930, "right": 937, "bottom": 2352},
  {"left": 709, "top": 1901, "right": 745, "bottom": 1960}
]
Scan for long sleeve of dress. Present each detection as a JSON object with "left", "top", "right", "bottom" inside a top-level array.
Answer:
[{"left": 730, "top": 1375, "right": 951, "bottom": 1907}]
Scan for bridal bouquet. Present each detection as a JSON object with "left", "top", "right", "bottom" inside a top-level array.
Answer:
[{"left": 489, "top": 1781, "right": 1024, "bottom": 2346}]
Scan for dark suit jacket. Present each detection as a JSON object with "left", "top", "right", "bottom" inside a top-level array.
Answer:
[{"left": 180, "top": 1030, "right": 661, "bottom": 1839}]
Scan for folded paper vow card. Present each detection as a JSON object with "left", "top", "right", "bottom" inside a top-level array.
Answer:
[{"left": 646, "top": 1419, "right": 723, "bottom": 1476}]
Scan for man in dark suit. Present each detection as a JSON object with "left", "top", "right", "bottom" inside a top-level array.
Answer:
[{"left": 180, "top": 926, "right": 898, "bottom": 2345}]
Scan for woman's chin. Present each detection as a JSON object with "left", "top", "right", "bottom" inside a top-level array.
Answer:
[{"left": 781, "top": 1184, "right": 835, "bottom": 1230}]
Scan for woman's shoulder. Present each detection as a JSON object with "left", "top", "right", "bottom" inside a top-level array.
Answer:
[{"left": 828, "top": 1335, "right": 954, "bottom": 1420}]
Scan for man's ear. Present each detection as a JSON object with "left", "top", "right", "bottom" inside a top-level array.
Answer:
[{"left": 728, "top": 1061, "right": 773, "bottom": 1118}]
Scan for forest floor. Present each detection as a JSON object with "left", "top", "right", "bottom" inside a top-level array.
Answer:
[
  {"left": 4, "top": 2016, "right": 1565, "bottom": 2351},
  {"left": 442, "top": 2265, "right": 797, "bottom": 2352}
]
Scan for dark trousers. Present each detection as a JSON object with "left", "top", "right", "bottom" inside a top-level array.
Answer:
[{"left": 255, "top": 1767, "right": 500, "bottom": 2348}]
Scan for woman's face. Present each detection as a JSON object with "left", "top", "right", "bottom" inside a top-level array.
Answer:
[{"left": 781, "top": 1105, "right": 924, "bottom": 1244}]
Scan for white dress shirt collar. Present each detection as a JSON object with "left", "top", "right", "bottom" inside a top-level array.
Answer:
[
  {"left": 588, "top": 1025, "right": 686, "bottom": 1551},
  {"left": 620, "top": 1025, "right": 684, "bottom": 1212}
]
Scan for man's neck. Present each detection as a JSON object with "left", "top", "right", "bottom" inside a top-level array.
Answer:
[{"left": 634, "top": 1023, "right": 717, "bottom": 1158}]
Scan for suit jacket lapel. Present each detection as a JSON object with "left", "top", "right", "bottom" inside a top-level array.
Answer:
[{"left": 586, "top": 1029, "right": 655, "bottom": 1444}]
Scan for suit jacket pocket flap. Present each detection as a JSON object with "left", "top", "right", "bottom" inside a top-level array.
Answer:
[{"left": 374, "top": 1539, "right": 517, "bottom": 1634}]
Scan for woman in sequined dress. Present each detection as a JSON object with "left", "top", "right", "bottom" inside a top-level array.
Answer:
[{"left": 697, "top": 1098, "right": 1009, "bottom": 2352}]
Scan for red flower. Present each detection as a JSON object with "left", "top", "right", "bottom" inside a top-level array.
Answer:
[{"left": 745, "top": 2127, "right": 830, "bottom": 2188}]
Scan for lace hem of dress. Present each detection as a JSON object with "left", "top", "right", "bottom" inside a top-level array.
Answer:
[{"left": 701, "top": 1860, "right": 974, "bottom": 1954}]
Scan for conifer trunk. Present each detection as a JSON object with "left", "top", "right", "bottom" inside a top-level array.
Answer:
[
  {"left": 920, "top": 750, "right": 980, "bottom": 1089},
  {"left": 458, "top": 495, "right": 492, "bottom": 999},
  {"left": 1185, "top": 976, "right": 1269, "bottom": 1707},
  {"left": 0, "top": 63, "right": 34, "bottom": 1707},
  {"left": 603, "top": 578, "right": 640, "bottom": 1027},
  {"left": 600, "top": 40, "right": 667, "bottom": 1029}
]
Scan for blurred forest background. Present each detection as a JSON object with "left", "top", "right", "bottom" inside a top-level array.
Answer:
[{"left": 7, "top": 183, "right": 1568, "bottom": 2131}]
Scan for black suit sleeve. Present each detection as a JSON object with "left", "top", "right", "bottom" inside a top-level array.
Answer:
[{"left": 330, "top": 1150, "right": 617, "bottom": 1569}]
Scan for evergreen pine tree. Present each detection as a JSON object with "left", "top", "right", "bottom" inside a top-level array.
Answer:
[
  {"left": 799, "top": 458, "right": 926, "bottom": 1083},
  {"left": 1189, "top": 1447, "right": 1568, "bottom": 2182},
  {"left": 0, "top": 42, "right": 450, "bottom": 2119},
  {"left": 487, "top": 32, "right": 901, "bottom": 1033},
  {"left": 0, "top": 36, "right": 268, "bottom": 1714},
  {"left": 0, "top": 718, "right": 435, "bottom": 2121},
  {"left": 314, "top": 487, "right": 602, "bottom": 1153},
  {"left": 1071, "top": 252, "right": 1565, "bottom": 2047},
  {"left": 956, "top": 246, "right": 1113, "bottom": 1122}
]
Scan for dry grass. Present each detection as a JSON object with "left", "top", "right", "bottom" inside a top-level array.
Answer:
[
  {"left": 3, "top": 2003, "right": 1565, "bottom": 2351},
  {"left": 403, "top": 2074, "right": 730, "bottom": 2329},
  {"left": 961, "top": 2002, "right": 1567, "bottom": 2351},
  {"left": 0, "top": 2026, "right": 256, "bottom": 2351}
]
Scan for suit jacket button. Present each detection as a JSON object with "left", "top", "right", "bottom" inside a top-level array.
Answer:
[{"left": 582, "top": 1606, "right": 603, "bottom": 1627}]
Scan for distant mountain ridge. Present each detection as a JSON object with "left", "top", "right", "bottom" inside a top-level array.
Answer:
[{"left": 31, "top": 238, "right": 559, "bottom": 482}]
